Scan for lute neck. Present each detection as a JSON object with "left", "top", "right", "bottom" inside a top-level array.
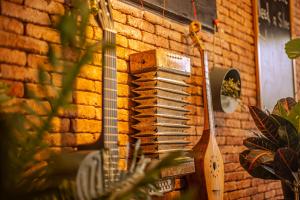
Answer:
[{"left": 201, "top": 50, "right": 215, "bottom": 135}]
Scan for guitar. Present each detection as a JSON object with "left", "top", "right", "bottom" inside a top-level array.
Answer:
[
  {"left": 188, "top": 21, "right": 224, "bottom": 200},
  {"left": 76, "top": 0, "right": 120, "bottom": 198}
]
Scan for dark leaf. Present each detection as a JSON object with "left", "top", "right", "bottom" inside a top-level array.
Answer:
[
  {"left": 274, "top": 148, "right": 298, "bottom": 181},
  {"left": 239, "top": 149, "right": 277, "bottom": 180},
  {"left": 285, "top": 38, "right": 300, "bottom": 59},
  {"left": 249, "top": 106, "right": 280, "bottom": 145},
  {"left": 243, "top": 137, "right": 278, "bottom": 152},
  {"left": 272, "top": 114, "right": 299, "bottom": 150}
]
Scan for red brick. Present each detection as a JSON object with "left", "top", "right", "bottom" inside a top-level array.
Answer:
[
  {"left": 25, "top": 83, "right": 59, "bottom": 99},
  {"left": 5, "top": 81, "right": 24, "bottom": 97},
  {"left": 74, "top": 77, "right": 95, "bottom": 92},
  {"left": 9, "top": 0, "right": 24, "bottom": 4},
  {"left": 58, "top": 104, "right": 96, "bottom": 119},
  {"left": 127, "top": 15, "right": 155, "bottom": 33},
  {"left": 115, "top": 22, "right": 142, "bottom": 40},
  {"left": 117, "top": 72, "right": 129, "bottom": 84},
  {"left": 72, "top": 91, "right": 101, "bottom": 106},
  {"left": 112, "top": 9, "right": 126, "bottom": 24},
  {"left": 0, "top": 47, "right": 26, "bottom": 66},
  {"left": 71, "top": 119, "right": 101, "bottom": 133},
  {"left": 142, "top": 31, "right": 157, "bottom": 45},
  {"left": 1, "top": 1, "right": 51, "bottom": 25},
  {"left": 156, "top": 36, "right": 169, "bottom": 48},
  {"left": 117, "top": 97, "right": 130, "bottom": 109},
  {"left": 118, "top": 121, "right": 129, "bottom": 134},
  {"left": 118, "top": 109, "right": 129, "bottom": 121},
  {"left": 111, "top": 0, "right": 143, "bottom": 18},
  {"left": 24, "top": 0, "right": 64, "bottom": 15},
  {"left": 27, "top": 54, "right": 63, "bottom": 72},
  {"left": 169, "top": 40, "right": 187, "bottom": 53},
  {"left": 0, "top": 30, "right": 48, "bottom": 54},
  {"left": 117, "top": 58, "right": 128, "bottom": 72},
  {"left": 79, "top": 65, "right": 101, "bottom": 81},
  {"left": 144, "top": 11, "right": 163, "bottom": 25},
  {"left": 49, "top": 117, "right": 70, "bottom": 133},
  {"left": 46, "top": 133, "right": 76, "bottom": 147},
  {"left": 26, "top": 23, "right": 60, "bottom": 43},
  {"left": 25, "top": 99, "right": 51, "bottom": 115},
  {"left": 116, "top": 34, "right": 128, "bottom": 48},
  {"left": 0, "top": 64, "right": 50, "bottom": 83},
  {"left": 128, "top": 39, "right": 154, "bottom": 52},
  {"left": 0, "top": 15, "right": 24, "bottom": 34}
]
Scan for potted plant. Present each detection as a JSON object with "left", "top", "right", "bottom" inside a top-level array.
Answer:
[
  {"left": 220, "top": 77, "right": 241, "bottom": 112},
  {"left": 239, "top": 97, "right": 300, "bottom": 199},
  {"left": 210, "top": 68, "right": 241, "bottom": 113}
]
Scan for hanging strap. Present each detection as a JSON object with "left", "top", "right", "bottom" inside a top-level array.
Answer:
[{"left": 191, "top": 0, "right": 198, "bottom": 19}]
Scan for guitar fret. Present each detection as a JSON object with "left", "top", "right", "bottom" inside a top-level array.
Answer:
[
  {"left": 104, "top": 116, "right": 117, "bottom": 119},
  {"left": 105, "top": 125, "right": 117, "bottom": 128},
  {"left": 104, "top": 88, "right": 117, "bottom": 92},
  {"left": 104, "top": 107, "right": 117, "bottom": 110},
  {"left": 104, "top": 77, "right": 117, "bottom": 81},
  {"left": 105, "top": 141, "right": 118, "bottom": 144},
  {"left": 104, "top": 66, "right": 116, "bottom": 70},
  {"left": 104, "top": 55, "right": 116, "bottom": 59}
]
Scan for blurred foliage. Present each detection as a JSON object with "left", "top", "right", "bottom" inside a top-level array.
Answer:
[
  {"left": 285, "top": 38, "right": 300, "bottom": 59},
  {"left": 0, "top": 0, "right": 93, "bottom": 198},
  {"left": 0, "top": 0, "right": 187, "bottom": 200}
]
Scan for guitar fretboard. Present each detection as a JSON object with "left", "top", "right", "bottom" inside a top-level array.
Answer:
[{"left": 102, "top": 30, "right": 119, "bottom": 182}]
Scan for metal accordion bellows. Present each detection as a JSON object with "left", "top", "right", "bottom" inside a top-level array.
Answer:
[{"left": 129, "top": 49, "right": 195, "bottom": 177}]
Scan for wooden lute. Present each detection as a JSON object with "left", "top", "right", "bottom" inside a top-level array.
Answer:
[{"left": 188, "top": 21, "right": 224, "bottom": 200}]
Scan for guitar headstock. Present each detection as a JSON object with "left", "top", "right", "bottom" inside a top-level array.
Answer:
[
  {"left": 189, "top": 20, "right": 204, "bottom": 51},
  {"left": 90, "top": 0, "right": 115, "bottom": 32}
]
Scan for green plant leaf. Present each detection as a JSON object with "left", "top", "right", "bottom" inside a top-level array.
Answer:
[
  {"left": 249, "top": 106, "right": 280, "bottom": 145},
  {"left": 272, "top": 97, "right": 296, "bottom": 116},
  {"left": 239, "top": 149, "right": 277, "bottom": 180},
  {"left": 274, "top": 148, "right": 298, "bottom": 181},
  {"left": 285, "top": 38, "right": 300, "bottom": 59},
  {"left": 243, "top": 137, "right": 278, "bottom": 152},
  {"left": 282, "top": 102, "right": 300, "bottom": 132}
]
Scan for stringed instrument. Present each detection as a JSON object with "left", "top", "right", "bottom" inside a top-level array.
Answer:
[
  {"left": 76, "top": 0, "right": 120, "bottom": 198},
  {"left": 188, "top": 21, "right": 224, "bottom": 200}
]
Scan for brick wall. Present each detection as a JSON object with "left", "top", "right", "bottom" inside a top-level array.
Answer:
[{"left": 0, "top": 0, "right": 299, "bottom": 199}]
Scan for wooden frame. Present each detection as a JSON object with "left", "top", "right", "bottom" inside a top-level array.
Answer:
[
  {"left": 290, "top": 0, "right": 298, "bottom": 101},
  {"left": 252, "top": 0, "right": 297, "bottom": 109},
  {"left": 121, "top": 0, "right": 216, "bottom": 31}
]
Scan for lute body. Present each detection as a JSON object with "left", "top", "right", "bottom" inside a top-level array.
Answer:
[{"left": 188, "top": 21, "right": 224, "bottom": 200}]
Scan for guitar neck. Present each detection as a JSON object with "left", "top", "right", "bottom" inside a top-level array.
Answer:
[
  {"left": 102, "top": 30, "right": 119, "bottom": 164},
  {"left": 201, "top": 50, "right": 215, "bottom": 135}
]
